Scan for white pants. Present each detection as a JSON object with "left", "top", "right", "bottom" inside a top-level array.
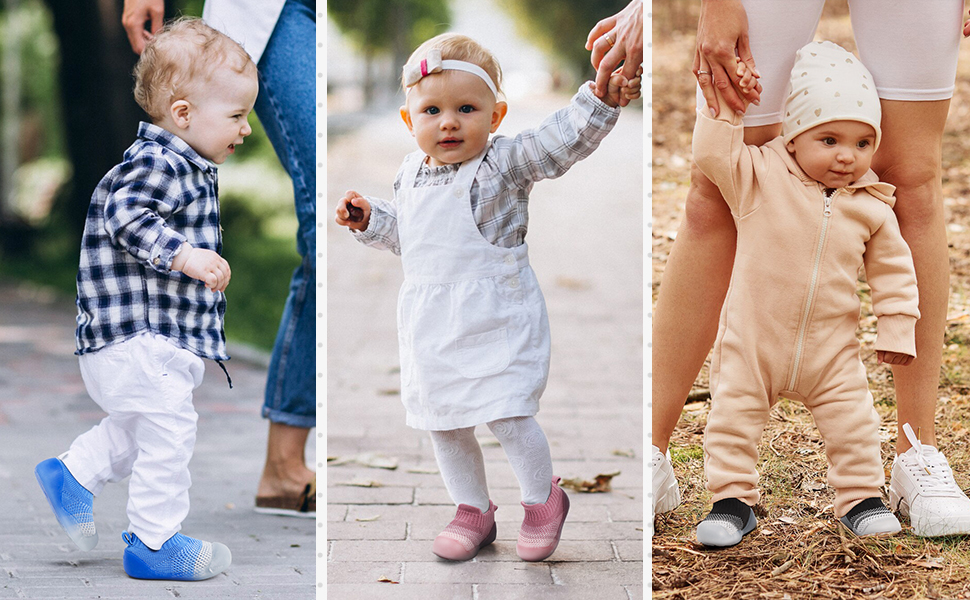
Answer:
[
  {"left": 62, "top": 332, "right": 204, "bottom": 550},
  {"left": 697, "top": 0, "right": 964, "bottom": 125}
]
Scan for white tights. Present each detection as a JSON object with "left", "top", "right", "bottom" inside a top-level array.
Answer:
[{"left": 429, "top": 416, "right": 553, "bottom": 512}]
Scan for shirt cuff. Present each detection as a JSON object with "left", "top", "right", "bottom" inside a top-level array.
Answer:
[
  {"left": 874, "top": 314, "right": 918, "bottom": 357},
  {"left": 148, "top": 227, "right": 188, "bottom": 273},
  {"left": 579, "top": 81, "right": 622, "bottom": 116}
]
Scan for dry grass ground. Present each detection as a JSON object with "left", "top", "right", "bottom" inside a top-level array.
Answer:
[{"left": 652, "top": 3, "right": 970, "bottom": 598}]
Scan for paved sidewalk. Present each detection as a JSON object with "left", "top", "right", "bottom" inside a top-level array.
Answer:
[
  {"left": 327, "top": 95, "right": 644, "bottom": 599},
  {"left": 0, "top": 283, "right": 315, "bottom": 599}
]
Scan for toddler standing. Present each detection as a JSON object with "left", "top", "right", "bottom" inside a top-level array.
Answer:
[
  {"left": 34, "top": 18, "right": 256, "bottom": 580},
  {"left": 334, "top": 33, "right": 640, "bottom": 561},
  {"left": 688, "top": 41, "right": 920, "bottom": 547}
]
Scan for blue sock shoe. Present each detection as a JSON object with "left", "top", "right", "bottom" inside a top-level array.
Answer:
[
  {"left": 122, "top": 531, "right": 232, "bottom": 581},
  {"left": 34, "top": 457, "right": 98, "bottom": 551}
]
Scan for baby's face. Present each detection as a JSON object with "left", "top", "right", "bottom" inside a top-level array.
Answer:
[
  {"left": 179, "top": 66, "right": 259, "bottom": 165},
  {"left": 786, "top": 120, "right": 876, "bottom": 189},
  {"left": 401, "top": 70, "right": 506, "bottom": 167}
]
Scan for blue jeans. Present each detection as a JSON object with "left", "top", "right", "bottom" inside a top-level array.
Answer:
[{"left": 255, "top": 0, "right": 315, "bottom": 429}]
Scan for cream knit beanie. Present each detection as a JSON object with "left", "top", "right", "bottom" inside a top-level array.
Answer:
[{"left": 782, "top": 41, "right": 881, "bottom": 149}]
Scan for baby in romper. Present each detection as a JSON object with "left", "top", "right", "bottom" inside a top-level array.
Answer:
[
  {"left": 691, "top": 41, "right": 920, "bottom": 547},
  {"left": 334, "top": 33, "right": 640, "bottom": 561}
]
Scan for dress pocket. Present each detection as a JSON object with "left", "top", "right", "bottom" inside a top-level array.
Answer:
[{"left": 455, "top": 328, "right": 511, "bottom": 378}]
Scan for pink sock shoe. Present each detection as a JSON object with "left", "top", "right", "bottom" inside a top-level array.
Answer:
[
  {"left": 517, "top": 476, "right": 570, "bottom": 561},
  {"left": 432, "top": 500, "right": 497, "bottom": 561}
]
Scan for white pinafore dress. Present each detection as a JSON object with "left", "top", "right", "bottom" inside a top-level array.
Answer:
[{"left": 396, "top": 145, "right": 551, "bottom": 431}]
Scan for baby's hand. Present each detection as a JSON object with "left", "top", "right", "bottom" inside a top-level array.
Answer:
[
  {"left": 734, "top": 58, "right": 757, "bottom": 100},
  {"left": 877, "top": 350, "right": 914, "bottom": 366},
  {"left": 171, "top": 243, "right": 231, "bottom": 292},
  {"left": 335, "top": 190, "right": 371, "bottom": 231},
  {"left": 602, "top": 65, "right": 642, "bottom": 108}
]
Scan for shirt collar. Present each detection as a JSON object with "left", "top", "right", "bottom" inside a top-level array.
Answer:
[{"left": 136, "top": 122, "right": 216, "bottom": 174}]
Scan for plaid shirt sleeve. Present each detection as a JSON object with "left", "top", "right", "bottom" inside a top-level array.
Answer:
[
  {"left": 490, "top": 82, "right": 620, "bottom": 190},
  {"left": 352, "top": 166, "right": 404, "bottom": 255},
  {"left": 103, "top": 152, "right": 188, "bottom": 273}
]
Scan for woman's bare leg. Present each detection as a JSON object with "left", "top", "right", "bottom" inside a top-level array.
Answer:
[
  {"left": 872, "top": 99, "right": 951, "bottom": 453},
  {"left": 652, "top": 124, "right": 780, "bottom": 453}
]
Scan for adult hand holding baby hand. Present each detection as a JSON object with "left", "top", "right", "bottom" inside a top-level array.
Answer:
[
  {"left": 335, "top": 190, "right": 371, "bottom": 231},
  {"left": 172, "top": 242, "right": 231, "bottom": 292},
  {"left": 877, "top": 350, "right": 914, "bottom": 366}
]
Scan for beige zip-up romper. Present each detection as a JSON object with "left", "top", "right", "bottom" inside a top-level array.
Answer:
[{"left": 691, "top": 110, "right": 920, "bottom": 517}]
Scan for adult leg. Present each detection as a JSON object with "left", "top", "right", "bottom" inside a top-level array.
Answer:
[
  {"left": 870, "top": 100, "right": 950, "bottom": 452},
  {"left": 652, "top": 125, "right": 779, "bottom": 454},
  {"left": 254, "top": 0, "right": 316, "bottom": 502}
]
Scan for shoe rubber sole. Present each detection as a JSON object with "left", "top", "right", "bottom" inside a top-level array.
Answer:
[
  {"left": 890, "top": 487, "right": 970, "bottom": 537},
  {"left": 432, "top": 521, "right": 497, "bottom": 561},
  {"left": 517, "top": 492, "right": 570, "bottom": 562},
  {"left": 34, "top": 458, "right": 98, "bottom": 551},
  {"left": 654, "top": 475, "right": 681, "bottom": 515},
  {"left": 696, "top": 507, "right": 757, "bottom": 548}
]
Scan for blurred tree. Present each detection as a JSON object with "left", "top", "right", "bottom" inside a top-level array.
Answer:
[
  {"left": 40, "top": 0, "right": 171, "bottom": 249},
  {"left": 498, "top": 0, "right": 629, "bottom": 80},
  {"left": 328, "top": 0, "right": 450, "bottom": 101}
]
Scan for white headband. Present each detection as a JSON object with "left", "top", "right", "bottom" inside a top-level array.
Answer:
[{"left": 403, "top": 48, "right": 498, "bottom": 98}]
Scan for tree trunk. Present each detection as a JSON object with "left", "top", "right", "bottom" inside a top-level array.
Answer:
[{"left": 42, "top": 0, "right": 169, "bottom": 245}]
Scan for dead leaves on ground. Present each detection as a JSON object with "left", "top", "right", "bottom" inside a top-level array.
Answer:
[{"left": 560, "top": 471, "right": 620, "bottom": 493}]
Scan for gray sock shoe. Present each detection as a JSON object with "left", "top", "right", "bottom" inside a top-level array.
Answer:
[
  {"left": 696, "top": 498, "right": 757, "bottom": 548},
  {"left": 839, "top": 497, "right": 901, "bottom": 536}
]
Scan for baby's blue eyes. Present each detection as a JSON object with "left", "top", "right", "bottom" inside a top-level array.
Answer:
[{"left": 423, "top": 105, "right": 475, "bottom": 115}]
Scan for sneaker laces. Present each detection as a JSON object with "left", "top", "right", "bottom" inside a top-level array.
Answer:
[
  {"left": 901, "top": 423, "right": 963, "bottom": 497},
  {"left": 651, "top": 445, "right": 668, "bottom": 474}
]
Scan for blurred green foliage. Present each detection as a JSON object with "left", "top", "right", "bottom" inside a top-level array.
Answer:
[
  {"left": 498, "top": 0, "right": 629, "bottom": 79},
  {"left": 328, "top": 0, "right": 451, "bottom": 57},
  {"left": 0, "top": 0, "right": 300, "bottom": 351}
]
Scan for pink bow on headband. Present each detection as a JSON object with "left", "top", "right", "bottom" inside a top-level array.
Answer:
[{"left": 403, "top": 49, "right": 444, "bottom": 88}]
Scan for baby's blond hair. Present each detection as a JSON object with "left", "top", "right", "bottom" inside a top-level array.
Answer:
[
  {"left": 403, "top": 33, "right": 503, "bottom": 95},
  {"left": 133, "top": 17, "right": 255, "bottom": 122}
]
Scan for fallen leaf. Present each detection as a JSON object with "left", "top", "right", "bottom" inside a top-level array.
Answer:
[
  {"left": 560, "top": 471, "right": 620, "bottom": 493},
  {"left": 778, "top": 516, "right": 798, "bottom": 525},
  {"left": 911, "top": 558, "right": 944, "bottom": 569},
  {"left": 355, "top": 515, "right": 381, "bottom": 522},
  {"left": 555, "top": 276, "right": 591, "bottom": 290},
  {"left": 355, "top": 452, "right": 399, "bottom": 470},
  {"left": 337, "top": 478, "right": 382, "bottom": 487},
  {"left": 378, "top": 577, "right": 399, "bottom": 584},
  {"left": 378, "top": 389, "right": 400, "bottom": 396},
  {"left": 406, "top": 467, "right": 440, "bottom": 474},
  {"left": 761, "top": 529, "right": 774, "bottom": 535},
  {"left": 611, "top": 449, "right": 636, "bottom": 458},
  {"left": 225, "top": 503, "right": 235, "bottom": 510}
]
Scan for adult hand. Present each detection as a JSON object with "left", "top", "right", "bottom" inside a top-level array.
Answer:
[
  {"left": 693, "top": 0, "right": 762, "bottom": 117},
  {"left": 587, "top": 0, "right": 643, "bottom": 106},
  {"left": 122, "top": 0, "right": 165, "bottom": 55}
]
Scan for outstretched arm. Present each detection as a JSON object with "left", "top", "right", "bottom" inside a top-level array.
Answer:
[
  {"left": 587, "top": 0, "right": 643, "bottom": 106},
  {"left": 692, "top": 0, "right": 762, "bottom": 117}
]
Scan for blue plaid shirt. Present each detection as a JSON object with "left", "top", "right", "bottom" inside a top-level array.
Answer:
[{"left": 75, "top": 122, "right": 228, "bottom": 361}]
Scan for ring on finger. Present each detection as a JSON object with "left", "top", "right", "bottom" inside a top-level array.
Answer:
[
  {"left": 605, "top": 33, "right": 615, "bottom": 48},
  {"left": 696, "top": 70, "right": 711, "bottom": 76}
]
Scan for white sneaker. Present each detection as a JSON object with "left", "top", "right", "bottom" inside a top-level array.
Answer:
[
  {"left": 889, "top": 423, "right": 970, "bottom": 537},
  {"left": 652, "top": 445, "right": 681, "bottom": 516}
]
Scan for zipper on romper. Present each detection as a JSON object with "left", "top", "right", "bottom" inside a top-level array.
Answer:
[{"left": 787, "top": 187, "right": 836, "bottom": 391}]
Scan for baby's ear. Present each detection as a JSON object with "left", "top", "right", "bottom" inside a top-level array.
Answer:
[
  {"left": 490, "top": 101, "right": 508, "bottom": 133},
  {"left": 400, "top": 106, "right": 414, "bottom": 135},
  {"left": 171, "top": 100, "right": 191, "bottom": 129}
]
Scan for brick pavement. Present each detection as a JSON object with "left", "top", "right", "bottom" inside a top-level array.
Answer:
[
  {"left": 0, "top": 283, "right": 315, "bottom": 599},
  {"left": 326, "top": 94, "right": 644, "bottom": 599}
]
